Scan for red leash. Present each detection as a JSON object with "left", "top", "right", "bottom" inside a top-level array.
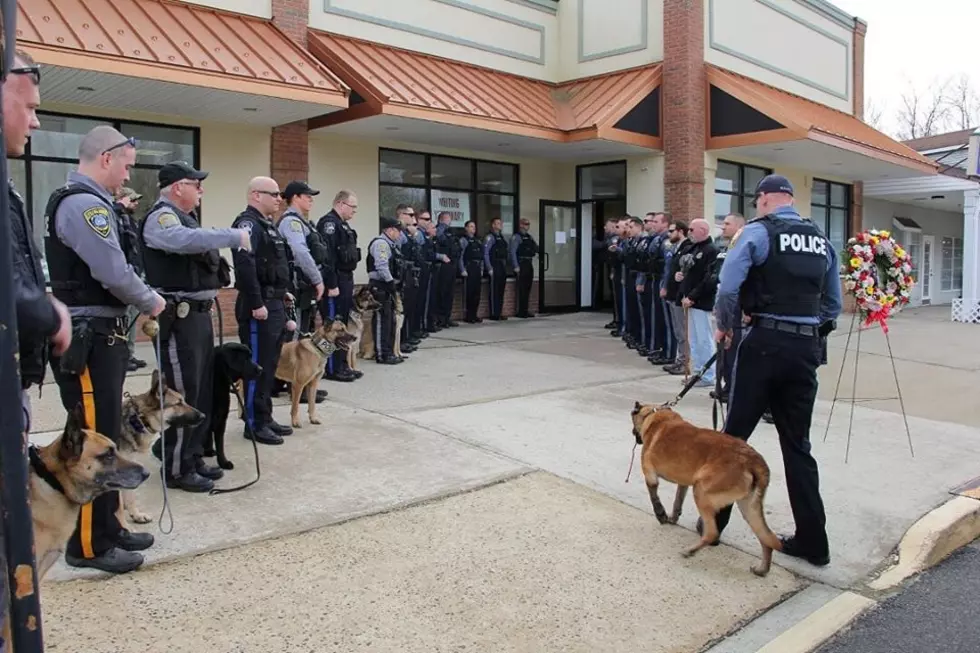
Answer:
[{"left": 624, "top": 442, "right": 638, "bottom": 483}]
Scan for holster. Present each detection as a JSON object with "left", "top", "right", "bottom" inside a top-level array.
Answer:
[
  {"left": 157, "top": 304, "right": 177, "bottom": 342},
  {"left": 59, "top": 319, "right": 94, "bottom": 376}
]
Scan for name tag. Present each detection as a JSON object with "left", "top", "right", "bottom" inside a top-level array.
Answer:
[{"left": 779, "top": 233, "right": 827, "bottom": 255}]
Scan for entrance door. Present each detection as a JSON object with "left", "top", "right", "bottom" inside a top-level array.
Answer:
[
  {"left": 538, "top": 200, "right": 580, "bottom": 312},
  {"left": 921, "top": 235, "right": 935, "bottom": 304}
]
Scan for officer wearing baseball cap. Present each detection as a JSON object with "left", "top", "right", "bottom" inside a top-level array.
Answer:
[
  {"left": 367, "top": 217, "right": 405, "bottom": 364},
  {"left": 707, "top": 173, "right": 841, "bottom": 567},
  {"left": 141, "top": 161, "right": 251, "bottom": 492}
]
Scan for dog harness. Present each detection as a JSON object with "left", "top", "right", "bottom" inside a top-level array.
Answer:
[{"left": 29, "top": 445, "right": 66, "bottom": 495}]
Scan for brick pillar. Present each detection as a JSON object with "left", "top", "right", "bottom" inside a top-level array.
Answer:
[
  {"left": 663, "top": 0, "right": 705, "bottom": 221},
  {"left": 270, "top": 0, "right": 309, "bottom": 190},
  {"left": 850, "top": 19, "right": 867, "bottom": 236}
]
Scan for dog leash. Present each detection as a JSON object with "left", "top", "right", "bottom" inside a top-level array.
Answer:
[{"left": 142, "top": 318, "right": 176, "bottom": 535}]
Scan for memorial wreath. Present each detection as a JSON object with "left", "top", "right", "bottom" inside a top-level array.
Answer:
[{"left": 841, "top": 228, "right": 914, "bottom": 333}]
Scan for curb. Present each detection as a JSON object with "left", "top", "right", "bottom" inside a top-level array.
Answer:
[
  {"left": 753, "top": 591, "right": 876, "bottom": 653},
  {"left": 866, "top": 495, "right": 980, "bottom": 592}
]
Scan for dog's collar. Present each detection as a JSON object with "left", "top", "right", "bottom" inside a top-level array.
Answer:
[
  {"left": 29, "top": 445, "right": 66, "bottom": 496},
  {"left": 300, "top": 333, "right": 339, "bottom": 357},
  {"left": 122, "top": 399, "right": 149, "bottom": 434}
]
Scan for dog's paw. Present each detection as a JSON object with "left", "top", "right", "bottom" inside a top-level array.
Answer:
[
  {"left": 129, "top": 511, "right": 152, "bottom": 524},
  {"left": 218, "top": 459, "right": 235, "bottom": 470},
  {"left": 653, "top": 510, "right": 670, "bottom": 525},
  {"left": 309, "top": 416, "right": 322, "bottom": 425},
  {"left": 750, "top": 564, "right": 770, "bottom": 578},
  {"left": 681, "top": 549, "right": 697, "bottom": 559},
  {"left": 203, "top": 447, "right": 216, "bottom": 457},
  {"left": 291, "top": 421, "right": 302, "bottom": 429},
  {"left": 666, "top": 515, "right": 680, "bottom": 525}
]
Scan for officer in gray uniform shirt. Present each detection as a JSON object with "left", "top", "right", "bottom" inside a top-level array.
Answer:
[
  {"left": 367, "top": 217, "right": 405, "bottom": 365},
  {"left": 140, "top": 161, "right": 249, "bottom": 493}
]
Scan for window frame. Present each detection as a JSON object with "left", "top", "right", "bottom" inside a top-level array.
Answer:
[
  {"left": 714, "top": 159, "right": 772, "bottom": 222},
  {"left": 377, "top": 147, "right": 520, "bottom": 235},
  {"left": 809, "top": 177, "right": 852, "bottom": 253},
  {"left": 940, "top": 235, "right": 964, "bottom": 293}
]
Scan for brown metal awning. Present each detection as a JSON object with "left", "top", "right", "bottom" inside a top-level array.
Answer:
[
  {"left": 307, "top": 31, "right": 662, "bottom": 149},
  {"left": 18, "top": 0, "right": 349, "bottom": 107}
]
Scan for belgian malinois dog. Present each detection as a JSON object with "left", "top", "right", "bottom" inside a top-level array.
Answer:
[
  {"left": 274, "top": 319, "right": 356, "bottom": 428},
  {"left": 354, "top": 286, "right": 381, "bottom": 363},
  {"left": 116, "top": 369, "right": 206, "bottom": 524},
  {"left": 347, "top": 285, "right": 381, "bottom": 372},
  {"left": 392, "top": 291, "right": 406, "bottom": 358},
  {"left": 630, "top": 402, "right": 782, "bottom": 577}
]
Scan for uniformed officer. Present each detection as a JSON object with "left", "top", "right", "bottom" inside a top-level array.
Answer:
[
  {"left": 710, "top": 212, "right": 746, "bottom": 402},
  {"left": 232, "top": 177, "right": 295, "bottom": 446},
  {"left": 604, "top": 219, "right": 623, "bottom": 333},
  {"left": 632, "top": 216, "right": 657, "bottom": 356},
  {"left": 459, "top": 220, "right": 484, "bottom": 323},
  {"left": 113, "top": 187, "right": 148, "bottom": 373},
  {"left": 279, "top": 181, "right": 326, "bottom": 335},
  {"left": 433, "top": 211, "right": 460, "bottom": 328},
  {"left": 641, "top": 212, "right": 671, "bottom": 363},
  {"left": 141, "top": 161, "right": 249, "bottom": 491},
  {"left": 709, "top": 174, "right": 841, "bottom": 566},
  {"left": 394, "top": 204, "right": 420, "bottom": 353},
  {"left": 621, "top": 217, "right": 644, "bottom": 348},
  {"left": 483, "top": 217, "right": 509, "bottom": 321},
  {"left": 421, "top": 218, "right": 442, "bottom": 333},
  {"left": 412, "top": 210, "right": 433, "bottom": 340},
  {"left": 509, "top": 218, "right": 539, "bottom": 318},
  {"left": 367, "top": 217, "right": 405, "bottom": 364},
  {"left": 317, "top": 189, "right": 361, "bottom": 382},
  {"left": 45, "top": 125, "right": 165, "bottom": 574}
]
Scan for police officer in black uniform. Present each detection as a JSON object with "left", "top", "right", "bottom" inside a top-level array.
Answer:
[
  {"left": 510, "top": 217, "right": 539, "bottom": 318},
  {"left": 368, "top": 218, "right": 405, "bottom": 364},
  {"left": 709, "top": 175, "right": 842, "bottom": 567},
  {"left": 459, "top": 220, "right": 484, "bottom": 323},
  {"left": 394, "top": 204, "right": 420, "bottom": 353},
  {"left": 434, "top": 211, "right": 461, "bottom": 328},
  {"left": 141, "top": 161, "right": 248, "bottom": 491},
  {"left": 46, "top": 125, "right": 166, "bottom": 574},
  {"left": 317, "top": 189, "right": 361, "bottom": 382},
  {"left": 483, "top": 217, "right": 509, "bottom": 321},
  {"left": 420, "top": 217, "right": 442, "bottom": 333},
  {"left": 232, "top": 177, "right": 295, "bottom": 446},
  {"left": 621, "top": 217, "right": 644, "bottom": 348}
]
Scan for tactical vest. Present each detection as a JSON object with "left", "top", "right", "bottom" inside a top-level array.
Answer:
[
  {"left": 44, "top": 185, "right": 135, "bottom": 308},
  {"left": 489, "top": 232, "right": 508, "bottom": 262},
  {"left": 516, "top": 233, "right": 538, "bottom": 259},
  {"left": 233, "top": 209, "right": 291, "bottom": 291},
  {"left": 287, "top": 211, "right": 329, "bottom": 266},
  {"left": 624, "top": 238, "right": 641, "bottom": 271},
  {"left": 740, "top": 215, "right": 828, "bottom": 317},
  {"left": 401, "top": 233, "right": 420, "bottom": 266},
  {"left": 317, "top": 212, "right": 359, "bottom": 271},
  {"left": 421, "top": 234, "right": 436, "bottom": 264},
  {"left": 367, "top": 237, "right": 403, "bottom": 280},
  {"left": 13, "top": 187, "right": 49, "bottom": 387},
  {"left": 445, "top": 229, "right": 463, "bottom": 260},
  {"left": 647, "top": 234, "right": 665, "bottom": 275},
  {"left": 140, "top": 201, "right": 225, "bottom": 293},
  {"left": 463, "top": 236, "right": 483, "bottom": 262}
]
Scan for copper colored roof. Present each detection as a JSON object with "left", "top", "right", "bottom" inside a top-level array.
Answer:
[
  {"left": 17, "top": 0, "right": 348, "bottom": 105},
  {"left": 707, "top": 65, "right": 938, "bottom": 174},
  {"left": 308, "top": 31, "right": 662, "bottom": 147}
]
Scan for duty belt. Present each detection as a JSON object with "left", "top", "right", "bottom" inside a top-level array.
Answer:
[
  {"left": 751, "top": 317, "right": 817, "bottom": 337},
  {"left": 262, "top": 287, "right": 287, "bottom": 300}
]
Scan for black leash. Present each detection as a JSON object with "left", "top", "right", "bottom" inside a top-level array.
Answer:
[
  {"left": 660, "top": 351, "right": 718, "bottom": 409},
  {"left": 711, "top": 343, "right": 728, "bottom": 432}
]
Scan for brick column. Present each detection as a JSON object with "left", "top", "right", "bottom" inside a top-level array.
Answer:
[
  {"left": 270, "top": 0, "right": 309, "bottom": 190},
  {"left": 850, "top": 18, "right": 867, "bottom": 238},
  {"left": 663, "top": 0, "right": 705, "bottom": 220}
]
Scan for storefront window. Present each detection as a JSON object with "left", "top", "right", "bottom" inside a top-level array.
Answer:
[
  {"left": 810, "top": 179, "right": 851, "bottom": 254},
  {"left": 378, "top": 148, "right": 518, "bottom": 236},
  {"left": 578, "top": 162, "right": 626, "bottom": 200},
  {"left": 714, "top": 160, "right": 771, "bottom": 224},
  {"left": 11, "top": 111, "right": 200, "bottom": 283}
]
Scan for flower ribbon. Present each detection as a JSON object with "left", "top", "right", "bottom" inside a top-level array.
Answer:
[{"left": 862, "top": 305, "right": 892, "bottom": 334}]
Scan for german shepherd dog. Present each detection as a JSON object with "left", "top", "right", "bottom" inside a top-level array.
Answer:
[
  {"left": 275, "top": 319, "right": 356, "bottom": 428},
  {"left": 203, "top": 342, "right": 263, "bottom": 471},
  {"left": 116, "top": 369, "right": 206, "bottom": 525},
  {"left": 630, "top": 402, "right": 782, "bottom": 577},
  {"left": 392, "top": 291, "right": 406, "bottom": 358},
  {"left": 347, "top": 285, "right": 381, "bottom": 372}
]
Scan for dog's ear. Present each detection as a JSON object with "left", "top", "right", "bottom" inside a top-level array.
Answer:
[
  {"left": 150, "top": 368, "right": 161, "bottom": 394},
  {"left": 59, "top": 404, "right": 87, "bottom": 460}
]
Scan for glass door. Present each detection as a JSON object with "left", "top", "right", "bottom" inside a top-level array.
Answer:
[
  {"left": 922, "top": 235, "right": 934, "bottom": 303},
  {"left": 538, "top": 200, "right": 580, "bottom": 312}
]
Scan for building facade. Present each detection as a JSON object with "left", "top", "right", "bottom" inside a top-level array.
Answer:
[{"left": 18, "top": 0, "right": 940, "bottom": 327}]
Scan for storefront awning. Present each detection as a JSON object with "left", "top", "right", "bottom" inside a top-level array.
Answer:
[
  {"left": 706, "top": 65, "right": 939, "bottom": 180},
  {"left": 18, "top": 0, "right": 350, "bottom": 125},
  {"left": 307, "top": 31, "right": 662, "bottom": 159}
]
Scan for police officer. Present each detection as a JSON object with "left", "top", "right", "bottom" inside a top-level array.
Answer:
[
  {"left": 641, "top": 212, "right": 671, "bottom": 363},
  {"left": 434, "top": 211, "right": 460, "bottom": 328},
  {"left": 232, "top": 177, "right": 295, "bottom": 446},
  {"left": 279, "top": 181, "right": 327, "bottom": 335},
  {"left": 459, "top": 220, "right": 484, "bottom": 323},
  {"left": 603, "top": 219, "right": 623, "bottom": 333},
  {"left": 411, "top": 210, "right": 433, "bottom": 340},
  {"left": 510, "top": 217, "right": 539, "bottom": 318},
  {"left": 483, "top": 217, "right": 509, "bottom": 321},
  {"left": 709, "top": 174, "right": 841, "bottom": 567},
  {"left": 141, "top": 161, "right": 249, "bottom": 491},
  {"left": 421, "top": 218, "right": 442, "bottom": 333},
  {"left": 710, "top": 212, "right": 746, "bottom": 402},
  {"left": 114, "top": 187, "right": 148, "bottom": 372},
  {"left": 633, "top": 216, "right": 658, "bottom": 357},
  {"left": 46, "top": 125, "right": 165, "bottom": 574},
  {"left": 368, "top": 218, "right": 405, "bottom": 364},
  {"left": 317, "top": 189, "right": 361, "bottom": 382},
  {"left": 394, "top": 204, "right": 420, "bottom": 353},
  {"left": 621, "top": 217, "right": 644, "bottom": 348}
]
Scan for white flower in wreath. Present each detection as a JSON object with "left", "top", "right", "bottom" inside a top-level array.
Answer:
[
  {"left": 845, "top": 280, "right": 857, "bottom": 291},
  {"left": 902, "top": 263, "right": 912, "bottom": 274},
  {"left": 862, "top": 277, "right": 875, "bottom": 287}
]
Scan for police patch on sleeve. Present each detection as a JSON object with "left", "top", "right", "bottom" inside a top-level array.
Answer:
[
  {"left": 157, "top": 212, "right": 180, "bottom": 229},
  {"left": 83, "top": 207, "right": 112, "bottom": 239},
  {"left": 290, "top": 219, "right": 304, "bottom": 233},
  {"left": 325, "top": 222, "right": 336, "bottom": 235},
  {"left": 241, "top": 221, "right": 253, "bottom": 234}
]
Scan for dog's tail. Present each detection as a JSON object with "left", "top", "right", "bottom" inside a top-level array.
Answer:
[{"left": 737, "top": 457, "right": 783, "bottom": 553}]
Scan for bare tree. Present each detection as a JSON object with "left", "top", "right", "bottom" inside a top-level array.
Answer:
[
  {"left": 864, "top": 97, "right": 886, "bottom": 131},
  {"left": 943, "top": 73, "right": 980, "bottom": 131},
  {"left": 895, "top": 77, "right": 951, "bottom": 140}
]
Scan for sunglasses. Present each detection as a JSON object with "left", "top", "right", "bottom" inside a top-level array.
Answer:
[
  {"left": 103, "top": 136, "right": 137, "bottom": 154},
  {"left": 254, "top": 189, "right": 281, "bottom": 198},
  {"left": 10, "top": 64, "right": 40, "bottom": 86}
]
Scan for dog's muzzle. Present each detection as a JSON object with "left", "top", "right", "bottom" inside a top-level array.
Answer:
[{"left": 632, "top": 428, "right": 642, "bottom": 445}]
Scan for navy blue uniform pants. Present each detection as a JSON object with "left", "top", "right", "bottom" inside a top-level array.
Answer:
[
  {"left": 517, "top": 259, "right": 534, "bottom": 316},
  {"left": 320, "top": 271, "right": 354, "bottom": 374},
  {"left": 464, "top": 260, "right": 483, "bottom": 321},
  {"left": 416, "top": 262, "right": 432, "bottom": 335},
  {"left": 639, "top": 280, "right": 653, "bottom": 349},
  {"left": 610, "top": 265, "right": 621, "bottom": 326},
  {"left": 238, "top": 297, "right": 286, "bottom": 430},
  {"left": 715, "top": 325, "right": 829, "bottom": 556},
  {"left": 650, "top": 278, "right": 668, "bottom": 354},
  {"left": 625, "top": 272, "right": 642, "bottom": 341},
  {"left": 489, "top": 260, "right": 507, "bottom": 319}
]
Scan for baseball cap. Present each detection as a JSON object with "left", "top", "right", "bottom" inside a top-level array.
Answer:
[
  {"left": 380, "top": 217, "right": 403, "bottom": 231},
  {"left": 282, "top": 180, "right": 320, "bottom": 201},
  {"left": 159, "top": 161, "right": 208, "bottom": 189},
  {"left": 753, "top": 174, "right": 794, "bottom": 197},
  {"left": 118, "top": 187, "right": 142, "bottom": 201}
]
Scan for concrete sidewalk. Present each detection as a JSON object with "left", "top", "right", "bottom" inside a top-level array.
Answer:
[{"left": 29, "top": 307, "right": 980, "bottom": 652}]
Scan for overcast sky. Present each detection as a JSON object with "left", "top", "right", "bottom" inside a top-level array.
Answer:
[{"left": 832, "top": 0, "right": 980, "bottom": 137}]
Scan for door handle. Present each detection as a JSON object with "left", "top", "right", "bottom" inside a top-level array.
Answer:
[{"left": 543, "top": 252, "right": 550, "bottom": 272}]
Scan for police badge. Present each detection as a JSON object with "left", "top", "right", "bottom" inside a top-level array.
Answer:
[{"left": 176, "top": 301, "right": 190, "bottom": 319}]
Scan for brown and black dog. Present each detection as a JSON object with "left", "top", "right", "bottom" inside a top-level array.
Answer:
[
  {"left": 630, "top": 402, "right": 782, "bottom": 577},
  {"left": 274, "top": 319, "right": 356, "bottom": 428},
  {"left": 350, "top": 285, "right": 381, "bottom": 366}
]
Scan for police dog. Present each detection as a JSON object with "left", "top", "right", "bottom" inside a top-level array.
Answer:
[
  {"left": 205, "top": 342, "right": 263, "bottom": 471},
  {"left": 630, "top": 402, "right": 782, "bottom": 577},
  {"left": 275, "top": 319, "right": 356, "bottom": 428},
  {"left": 347, "top": 285, "right": 381, "bottom": 371},
  {"left": 116, "top": 369, "right": 206, "bottom": 524}
]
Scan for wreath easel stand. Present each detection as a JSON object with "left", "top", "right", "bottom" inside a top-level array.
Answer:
[{"left": 822, "top": 229, "right": 916, "bottom": 463}]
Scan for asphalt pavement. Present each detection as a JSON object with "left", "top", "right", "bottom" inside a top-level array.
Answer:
[{"left": 817, "top": 539, "right": 980, "bottom": 653}]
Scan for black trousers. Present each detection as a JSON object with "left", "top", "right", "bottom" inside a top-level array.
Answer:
[
  {"left": 437, "top": 260, "right": 457, "bottom": 325},
  {"left": 237, "top": 297, "right": 286, "bottom": 429},
  {"left": 426, "top": 263, "right": 442, "bottom": 329},
  {"left": 661, "top": 288, "right": 677, "bottom": 361},
  {"left": 489, "top": 260, "right": 507, "bottom": 319},
  {"left": 370, "top": 280, "right": 395, "bottom": 357},
  {"left": 463, "top": 260, "right": 483, "bottom": 321},
  {"left": 715, "top": 326, "right": 829, "bottom": 556},
  {"left": 638, "top": 280, "right": 653, "bottom": 349},
  {"left": 321, "top": 271, "right": 354, "bottom": 374},
  {"left": 650, "top": 278, "right": 668, "bottom": 354},
  {"left": 517, "top": 259, "right": 534, "bottom": 316},
  {"left": 611, "top": 266, "right": 622, "bottom": 326},
  {"left": 401, "top": 269, "right": 419, "bottom": 342},
  {"left": 50, "top": 316, "right": 129, "bottom": 559},
  {"left": 293, "top": 292, "right": 317, "bottom": 335},
  {"left": 625, "top": 272, "right": 642, "bottom": 341},
  {"left": 718, "top": 326, "right": 743, "bottom": 395},
  {"left": 155, "top": 307, "right": 214, "bottom": 477},
  {"left": 416, "top": 263, "right": 432, "bottom": 335}
]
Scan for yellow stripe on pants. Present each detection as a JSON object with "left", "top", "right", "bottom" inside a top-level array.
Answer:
[{"left": 79, "top": 366, "right": 96, "bottom": 559}]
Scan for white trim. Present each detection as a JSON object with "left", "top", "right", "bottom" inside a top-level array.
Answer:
[
  {"left": 892, "top": 218, "right": 922, "bottom": 233},
  {"left": 921, "top": 235, "right": 935, "bottom": 302},
  {"left": 863, "top": 175, "right": 980, "bottom": 198}
]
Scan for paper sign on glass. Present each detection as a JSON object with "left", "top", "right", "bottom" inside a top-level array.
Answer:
[{"left": 555, "top": 231, "right": 567, "bottom": 244}]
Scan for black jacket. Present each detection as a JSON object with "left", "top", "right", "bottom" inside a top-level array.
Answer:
[
  {"left": 664, "top": 239, "right": 692, "bottom": 304},
  {"left": 679, "top": 237, "right": 719, "bottom": 312},
  {"left": 12, "top": 185, "right": 59, "bottom": 388}
]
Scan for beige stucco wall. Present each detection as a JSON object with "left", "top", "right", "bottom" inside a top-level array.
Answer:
[
  {"left": 626, "top": 154, "right": 666, "bottom": 217},
  {"left": 704, "top": 0, "right": 853, "bottom": 113},
  {"left": 557, "top": 0, "right": 663, "bottom": 81},
  {"left": 180, "top": 0, "right": 272, "bottom": 17}
]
